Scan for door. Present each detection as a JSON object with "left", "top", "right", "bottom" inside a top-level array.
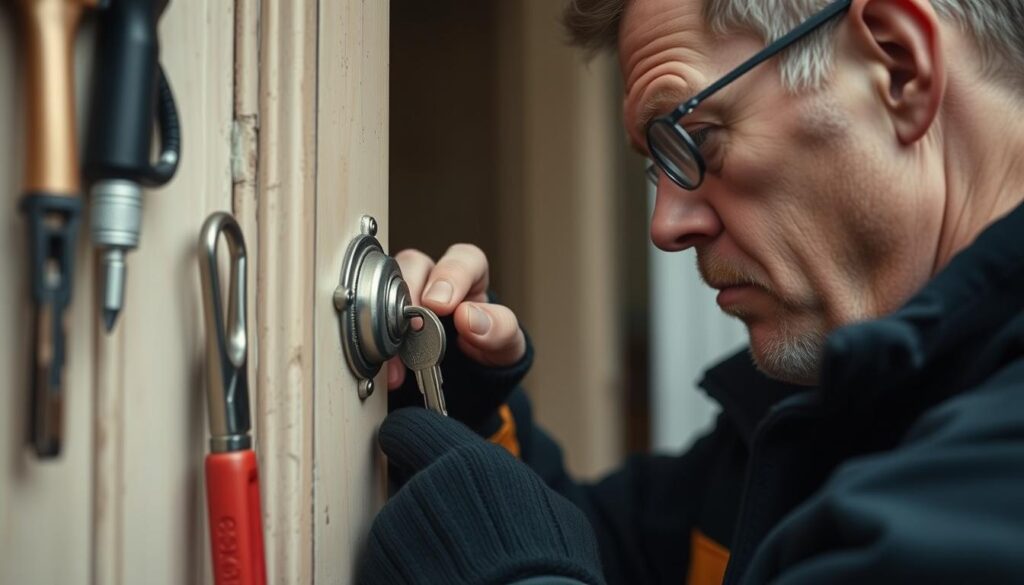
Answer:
[{"left": 0, "top": 0, "right": 389, "bottom": 583}]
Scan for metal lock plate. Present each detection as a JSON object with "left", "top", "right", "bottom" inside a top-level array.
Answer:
[{"left": 334, "top": 216, "right": 409, "bottom": 398}]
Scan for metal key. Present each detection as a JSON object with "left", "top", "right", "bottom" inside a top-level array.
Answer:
[{"left": 399, "top": 306, "right": 448, "bottom": 415}]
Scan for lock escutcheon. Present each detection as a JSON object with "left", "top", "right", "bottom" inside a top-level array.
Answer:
[{"left": 335, "top": 215, "right": 410, "bottom": 398}]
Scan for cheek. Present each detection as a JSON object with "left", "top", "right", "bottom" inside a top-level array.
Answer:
[
  {"left": 788, "top": 94, "right": 942, "bottom": 287},
  {"left": 714, "top": 130, "right": 824, "bottom": 298},
  {"left": 712, "top": 88, "right": 947, "bottom": 323},
  {"left": 734, "top": 111, "right": 938, "bottom": 321},
  {"left": 827, "top": 141, "right": 943, "bottom": 313},
  {"left": 713, "top": 116, "right": 901, "bottom": 324}
]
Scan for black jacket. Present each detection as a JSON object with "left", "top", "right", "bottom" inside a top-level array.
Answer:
[{"left": 503, "top": 202, "right": 1024, "bottom": 584}]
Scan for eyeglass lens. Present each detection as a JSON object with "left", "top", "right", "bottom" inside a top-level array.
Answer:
[{"left": 649, "top": 120, "right": 702, "bottom": 189}]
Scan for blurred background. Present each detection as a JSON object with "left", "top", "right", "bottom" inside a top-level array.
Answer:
[{"left": 390, "top": 0, "right": 747, "bottom": 478}]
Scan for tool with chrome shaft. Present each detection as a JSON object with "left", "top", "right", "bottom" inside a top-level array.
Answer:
[
  {"left": 85, "top": 0, "right": 181, "bottom": 332},
  {"left": 198, "top": 212, "right": 267, "bottom": 585},
  {"left": 12, "top": 0, "right": 102, "bottom": 458}
]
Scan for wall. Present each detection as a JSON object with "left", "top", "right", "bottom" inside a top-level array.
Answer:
[
  {"left": 0, "top": 2, "right": 236, "bottom": 582},
  {"left": 0, "top": 1, "right": 389, "bottom": 582}
]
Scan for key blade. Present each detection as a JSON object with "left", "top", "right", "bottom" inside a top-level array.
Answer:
[
  {"left": 400, "top": 306, "right": 448, "bottom": 416},
  {"left": 415, "top": 367, "right": 447, "bottom": 416}
]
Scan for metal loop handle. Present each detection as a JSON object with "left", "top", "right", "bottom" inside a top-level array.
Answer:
[{"left": 198, "top": 211, "right": 251, "bottom": 452}]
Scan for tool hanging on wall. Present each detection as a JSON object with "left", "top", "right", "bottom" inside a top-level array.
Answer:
[
  {"left": 199, "top": 212, "right": 267, "bottom": 585},
  {"left": 12, "top": 0, "right": 103, "bottom": 458},
  {"left": 84, "top": 0, "right": 181, "bottom": 332}
]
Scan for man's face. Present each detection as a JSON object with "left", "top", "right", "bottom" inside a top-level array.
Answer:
[{"left": 620, "top": 0, "right": 944, "bottom": 384}]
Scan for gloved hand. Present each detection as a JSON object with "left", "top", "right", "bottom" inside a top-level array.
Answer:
[{"left": 359, "top": 408, "right": 605, "bottom": 585}]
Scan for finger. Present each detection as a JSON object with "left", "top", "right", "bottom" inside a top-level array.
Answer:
[
  {"left": 379, "top": 408, "right": 480, "bottom": 477},
  {"left": 394, "top": 249, "right": 436, "bottom": 306},
  {"left": 452, "top": 302, "right": 527, "bottom": 367},
  {"left": 420, "top": 244, "right": 489, "bottom": 316},
  {"left": 386, "top": 358, "right": 406, "bottom": 390}
]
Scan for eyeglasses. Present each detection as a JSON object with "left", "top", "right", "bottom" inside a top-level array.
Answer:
[{"left": 646, "top": 0, "right": 852, "bottom": 190}]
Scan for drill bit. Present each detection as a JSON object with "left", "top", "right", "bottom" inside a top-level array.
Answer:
[
  {"left": 100, "top": 249, "right": 126, "bottom": 331},
  {"left": 91, "top": 179, "right": 142, "bottom": 331}
]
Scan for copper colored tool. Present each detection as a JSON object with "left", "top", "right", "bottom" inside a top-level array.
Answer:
[{"left": 12, "top": 0, "right": 102, "bottom": 458}]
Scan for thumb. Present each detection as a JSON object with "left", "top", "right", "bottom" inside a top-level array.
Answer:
[{"left": 379, "top": 408, "right": 482, "bottom": 477}]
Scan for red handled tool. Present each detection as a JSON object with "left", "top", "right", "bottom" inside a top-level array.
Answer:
[{"left": 198, "top": 212, "right": 266, "bottom": 585}]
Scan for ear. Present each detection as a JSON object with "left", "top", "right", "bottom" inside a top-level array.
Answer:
[{"left": 847, "top": 0, "right": 945, "bottom": 144}]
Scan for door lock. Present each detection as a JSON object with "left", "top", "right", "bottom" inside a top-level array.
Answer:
[{"left": 334, "top": 215, "right": 410, "bottom": 398}]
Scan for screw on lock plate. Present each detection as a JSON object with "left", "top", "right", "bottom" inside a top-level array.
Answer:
[{"left": 334, "top": 215, "right": 410, "bottom": 399}]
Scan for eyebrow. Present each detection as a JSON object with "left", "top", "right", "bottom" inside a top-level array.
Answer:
[{"left": 633, "top": 85, "right": 704, "bottom": 146}]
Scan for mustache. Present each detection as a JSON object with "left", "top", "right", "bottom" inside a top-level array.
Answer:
[{"left": 696, "top": 250, "right": 772, "bottom": 292}]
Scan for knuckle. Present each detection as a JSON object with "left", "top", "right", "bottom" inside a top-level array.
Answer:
[
  {"left": 501, "top": 314, "right": 522, "bottom": 340},
  {"left": 447, "top": 242, "right": 481, "bottom": 255},
  {"left": 447, "top": 243, "right": 488, "bottom": 265},
  {"left": 491, "top": 306, "right": 520, "bottom": 338},
  {"left": 395, "top": 249, "right": 431, "bottom": 266},
  {"left": 434, "top": 258, "right": 473, "bottom": 283}
]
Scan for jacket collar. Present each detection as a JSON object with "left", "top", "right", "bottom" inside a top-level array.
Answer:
[
  {"left": 699, "top": 349, "right": 806, "bottom": 447},
  {"left": 820, "top": 202, "right": 1024, "bottom": 418}
]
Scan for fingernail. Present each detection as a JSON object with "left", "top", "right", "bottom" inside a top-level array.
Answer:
[
  {"left": 424, "top": 281, "right": 453, "bottom": 305},
  {"left": 467, "top": 305, "right": 491, "bottom": 335}
]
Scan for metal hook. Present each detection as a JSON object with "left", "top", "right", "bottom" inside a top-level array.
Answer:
[{"left": 198, "top": 212, "right": 251, "bottom": 453}]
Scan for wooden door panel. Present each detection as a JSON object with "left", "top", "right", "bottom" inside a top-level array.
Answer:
[{"left": 313, "top": 1, "right": 390, "bottom": 582}]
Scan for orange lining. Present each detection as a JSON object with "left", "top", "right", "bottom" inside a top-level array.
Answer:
[
  {"left": 686, "top": 529, "right": 730, "bottom": 585},
  {"left": 486, "top": 405, "right": 521, "bottom": 458}
]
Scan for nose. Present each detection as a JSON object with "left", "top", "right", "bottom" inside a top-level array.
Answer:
[{"left": 650, "top": 180, "right": 723, "bottom": 251}]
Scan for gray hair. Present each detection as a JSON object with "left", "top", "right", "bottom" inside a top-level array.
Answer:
[{"left": 563, "top": 0, "right": 1024, "bottom": 90}]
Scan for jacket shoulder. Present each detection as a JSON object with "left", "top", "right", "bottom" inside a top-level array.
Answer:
[
  {"left": 905, "top": 356, "right": 1024, "bottom": 447},
  {"left": 740, "top": 358, "right": 1024, "bottom": 584}
]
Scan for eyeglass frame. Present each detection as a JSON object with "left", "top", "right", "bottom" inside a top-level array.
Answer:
[{"left": 645, "top": 0, "right": 853, "bottom": 190}]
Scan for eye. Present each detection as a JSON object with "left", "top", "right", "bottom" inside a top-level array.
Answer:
[{"left": 690, "top": 126, "right": 714, "bottom": 149}]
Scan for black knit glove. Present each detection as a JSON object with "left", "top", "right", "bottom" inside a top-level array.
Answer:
[
  {"left": 359, "top": 408, "right": 605, "bottom": 585},
  {"left": 389, "top": 309, "right": 534, "bottom": 432}
]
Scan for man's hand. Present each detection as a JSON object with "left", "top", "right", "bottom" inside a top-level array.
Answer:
[
  {"left": 359, "top": 408, "right": 604, "bottom": 585},
  {"left": 388, "top": 244, "right": 527, "bottom": 389}
]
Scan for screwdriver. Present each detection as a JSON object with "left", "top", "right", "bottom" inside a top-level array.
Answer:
[
  {"left": 198, "top": 212, "right": 267, "bottom": 585},
  {"left": 13, "top": 0, "right": 103, "bottom": 458},
  {"left": 84, "top": 0, "right": 181, "bottom": 332}
]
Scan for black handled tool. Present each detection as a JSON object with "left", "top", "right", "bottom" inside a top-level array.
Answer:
[{"left": 84, "top": 0, "right": 180, "bottom": 332}]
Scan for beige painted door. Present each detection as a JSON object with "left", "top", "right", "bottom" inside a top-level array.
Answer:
[{"left": 0, "top": 1, "right": 388, "bottom": 583}]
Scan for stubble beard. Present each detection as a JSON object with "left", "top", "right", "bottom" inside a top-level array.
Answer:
[
  {"left": 699, "top": 252, "right": 827, "bottom": 385},
  {"left": 748, "top": 312, "right": 826, "bottom": 385}
]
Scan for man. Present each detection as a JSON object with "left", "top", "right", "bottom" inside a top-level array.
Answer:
[{"left": 359, "top": 0, "right": 1024, "bottom": 583}]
